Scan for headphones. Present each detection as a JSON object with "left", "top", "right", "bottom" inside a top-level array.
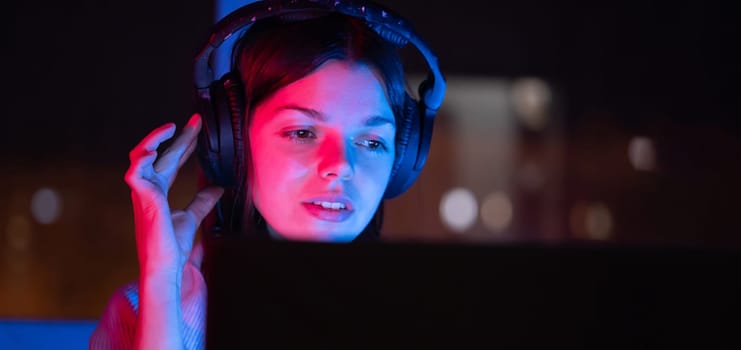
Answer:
[{"left": 194, "top": 0, "right": 446, "bottom": 233}]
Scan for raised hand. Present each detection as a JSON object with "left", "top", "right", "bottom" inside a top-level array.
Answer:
[{"left": 124, "top": 113, "right": 223, "bottom": 350}]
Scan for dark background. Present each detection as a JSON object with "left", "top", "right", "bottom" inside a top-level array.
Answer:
[
  {"left": 1, "top": 0, "right": 740, "bottom": 318},
  {"left": 4, "top": 0, "right": 739, "bottom": 162}
]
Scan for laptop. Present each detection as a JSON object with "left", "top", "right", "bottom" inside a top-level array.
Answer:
[{"left": 203, "top": 237, "right": 741, "bottom": 349}]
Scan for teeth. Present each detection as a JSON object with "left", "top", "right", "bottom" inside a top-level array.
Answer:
[{"left": 312, "top": 201, "right": 346, "bottom": 210}]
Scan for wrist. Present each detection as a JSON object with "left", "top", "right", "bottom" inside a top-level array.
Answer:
[
  {"left": 140, "top": 265, "right": 182, "bottom": 294},
  {"left": 136, "top": 273, "right": 185, "bottom": 350}
]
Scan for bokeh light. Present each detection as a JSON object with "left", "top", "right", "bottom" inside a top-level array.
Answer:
[
  {"left": 510, "top": 77, "right": 552, "bottom": 131},
  {"left": 30, "top": 187, "right": 63, "bottom": 225},
  {"left": 480, "top": 192, "right": 513, "bottom": 233},
  {"left": 585, "top": 203, "right": 613, "bottom": 240},
  {"left": 628, "top": 136, "right": 657, "bottom": 171},
  {"left": 439, "top": 188, "right": 478, "bottom": 233},
  {"left": 570, "top": 201, "right": 614, "bottom": 241}
]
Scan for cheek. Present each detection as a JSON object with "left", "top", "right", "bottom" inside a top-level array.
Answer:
[
  {"left": 355, "top": 154, "right": 395, "bottom": 196},
  {"left": 250, "top": 133, "right": 283, "bottom": 208},
  {"left": 249, "top": 134, "right": 310, "bottom": 203}
]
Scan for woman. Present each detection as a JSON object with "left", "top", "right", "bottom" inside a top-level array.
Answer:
[{"left": 90, "top": 1, "right": 443, "bottom": 349}]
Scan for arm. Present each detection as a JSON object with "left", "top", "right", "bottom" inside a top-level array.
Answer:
[
  {"left": 90, "top": 268, "right": 208, "bottom": 350},
  {"left": 123, "top": 113, "right": 222, "bottom": 350}
]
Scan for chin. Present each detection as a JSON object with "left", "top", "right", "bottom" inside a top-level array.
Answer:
[
  {"left": 276, "top": 226, "right": 359, "bottom": 243},
  {"left": 323, "top": 231, "right": 360, "bottom": 243},
  {"left": 306, "top": 228, "right": 360, "bottom": 243}
]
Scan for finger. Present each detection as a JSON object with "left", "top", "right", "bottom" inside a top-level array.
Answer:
[
  {"left": 188, "top": 240, "right": 204, "bottom": 270},
  {"left": 166, "top": 137, "right": 198, "bottom": 189},
  {"left": 171, "top": 186, "right": 223, "bottom": 258},
  {"left": 154, "top": 114, "right": 202, "bottom": 174},
  {"left": 125, "top": 123, "right": 176, "bottom": 187},
  {"left": 131, "top": 122, "right": 177, "bottom": 158},
  {"left": 178, "top": 135, "right": 198, "bottom": 171},
  {"left": 185, "top": 186, "right": 225, "bottom": 225},
  {"left": 124, "top": 150, "right": 158, "bottom": 188}
]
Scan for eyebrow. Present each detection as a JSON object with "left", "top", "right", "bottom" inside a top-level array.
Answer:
[{"left": 276, "top": 105, "right": 395, "bottom": 128}]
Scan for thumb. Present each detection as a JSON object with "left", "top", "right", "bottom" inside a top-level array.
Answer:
[
  {"left": 186, "top": 186, "right": 225, "bottom": 224},
  {"left": 173, "top": 186, "right": 224, "bottom": 255},
  {"left": 188, "top": 239, "right": 204, "bottom": 269}
]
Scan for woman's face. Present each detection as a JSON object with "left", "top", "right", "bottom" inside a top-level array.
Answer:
[{"left": 249, "top": 60, "right": 396, "bottom": 242}]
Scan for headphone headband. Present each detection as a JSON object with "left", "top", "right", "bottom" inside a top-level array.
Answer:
[{"left": 194, "top": 0, "right": 445, "bottom": 112}]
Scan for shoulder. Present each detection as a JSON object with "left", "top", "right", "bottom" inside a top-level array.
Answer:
[
  {"left": 89, "top": 281, "right": 139, "bottom": 350},
  {"left": 119, "top": 281, "right": 140, "bottom": 312}
]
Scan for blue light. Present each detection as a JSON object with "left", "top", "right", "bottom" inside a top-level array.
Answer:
[
  {"left": 0, "top": 319, "right": 97, "bottom": 350},
  {"left": 212, "top": 0, "right": 261, "bottom": 77}
]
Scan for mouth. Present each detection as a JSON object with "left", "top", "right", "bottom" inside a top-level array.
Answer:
[
  {"left": 302, "top": 196, "right": 354, "bottom": 222},
  {"left": 309, "top": 200, "right": 348, "bottom": 210}
]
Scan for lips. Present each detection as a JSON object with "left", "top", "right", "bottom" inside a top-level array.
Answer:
[{"left": 302, "top": 195, "right": 354, "bottom": 222}]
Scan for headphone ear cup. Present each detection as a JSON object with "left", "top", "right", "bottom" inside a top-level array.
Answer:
[
  {"left": 195, "top": 72, "right": 246, "bottom": 232},
  {"left": 196, "top": 87, "right": 224, "bottom": 187},
  {"left": 196, "top": 78, "right": 236, "bottom": 187},
  {"left": 221, "top": 73, "right": 246, "bottom": 191},
  {"left": 384, "top": 94, "right": 422, "bottom": 199},
  {"left": 222, "top": 73, "right": 247, "bottom": 232}
]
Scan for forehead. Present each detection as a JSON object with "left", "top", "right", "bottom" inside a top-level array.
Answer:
[{"left": 253, "top": 60, "right": 394, "bottom": 125}]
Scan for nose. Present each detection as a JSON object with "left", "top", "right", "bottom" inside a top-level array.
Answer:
[{"left": 317, "top": 134, "right": 354, "bottom": 180}]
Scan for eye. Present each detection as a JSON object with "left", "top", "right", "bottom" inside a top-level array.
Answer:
[
  {"left": 283, "top": 129, "right": 316, "bottom": 143},
  {"left": 357, "top": 138, "right": 388, "bottom": 153}
]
